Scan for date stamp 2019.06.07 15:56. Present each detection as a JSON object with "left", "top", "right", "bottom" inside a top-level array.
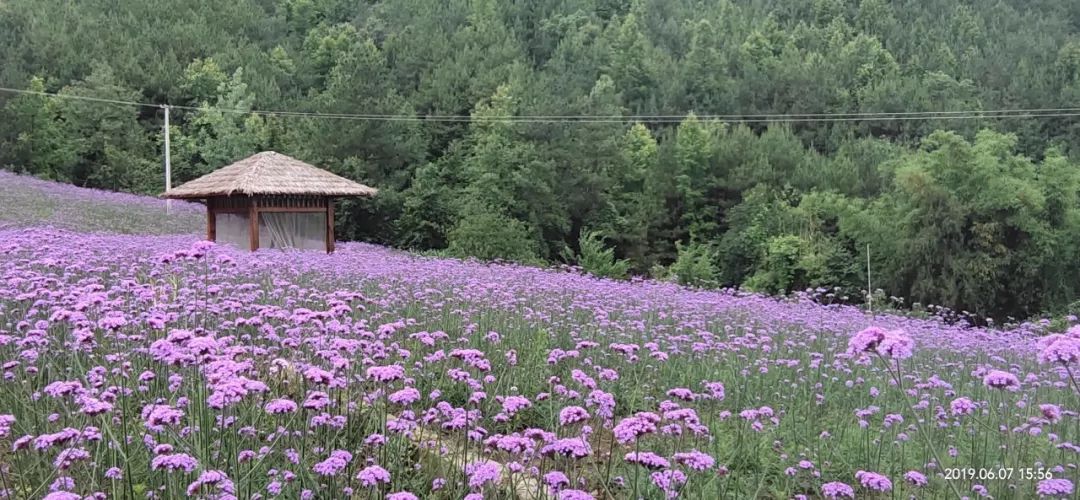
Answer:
[{"left": 942, "top": 468, "right": 1054, "bottom": 482}]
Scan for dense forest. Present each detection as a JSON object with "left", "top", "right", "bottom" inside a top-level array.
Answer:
[{"left": 3, "top": 0, "right": 1080, "bottom": 321}]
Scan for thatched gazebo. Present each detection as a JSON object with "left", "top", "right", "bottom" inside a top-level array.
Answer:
[{"left": 163, "top": 151, "right": 377, "bottom": 253}]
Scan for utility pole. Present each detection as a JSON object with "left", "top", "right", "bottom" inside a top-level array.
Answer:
[
  {"left": 163, "top": 105, "right": 172, "bottom": 214},
  {"left": 866, "top": 243, "right": 872, "bottom": 315}
]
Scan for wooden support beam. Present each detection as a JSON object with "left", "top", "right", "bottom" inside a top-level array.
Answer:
[
  {"left": 326, "top": 197, "right": 335, "bottom": 254},
  {"left": 249, "top": 198, "right": 260, "bottom": 252},
  {"left": 207, "top": 207, "right": 216, "bottom": 242},
  {"left": 205, "top": 198, "right": 217, "bottom": 242}
]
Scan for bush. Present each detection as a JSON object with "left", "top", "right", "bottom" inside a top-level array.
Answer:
[
  {"left": 669, "top": 240, "right": 718, "bottom": 288},
  {"left": 447, "top": 204, "right": 540, "bottom": 263},
  {"left": 744, "top": 235, "right": 803, "bottom": 294},
  {"left": 742, "top": 233, "right": 861, "bottom": 296},
  {"left": 566, "top": 230, "right": 631, "bottom": 279}
]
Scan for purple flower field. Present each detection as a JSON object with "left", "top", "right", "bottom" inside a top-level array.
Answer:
[
  {"left": 0, "top": 179, "right": 1078, "bottom": 499},
  {"left": 0, "top": 171, "right": 202, "bottom": 235}
]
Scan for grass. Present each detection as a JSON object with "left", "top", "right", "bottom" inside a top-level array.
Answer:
[{"left": 0, "top": 170, "right": 202, "bottom": 235}]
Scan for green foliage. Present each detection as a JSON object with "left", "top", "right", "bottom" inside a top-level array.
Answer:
[
  {"left": 866, "top": 130, "right": 1057, "bottom": 318},
  {"left": 174, "top": 68, "right": 272, "bottom": 182},
  {"left": 179, "top": 58, "right": 227, "bottom": 105},
  {"left": 55, "top": 64, "right": 158, "bottom": 193},
  {"left": 396, "top": 162, "right": 458, "bottom": 250},
  {"left": 668, "top": 241, "right": 718, "bottom": 288},
  {"left": 744, "top": 235, "right": 804, "bottom": 294},
  {"left": 602, "top": 122, "right": 657, "bottom": 266},
  {"left": 565, "top": 230, "right": 631, "bottom": 279},
  {"left": 743, "top": 234, "right": 855, "bottom": 295},
  {"left": 447, "top": 201, "right": 540, "bottom": 263},
  {"left": 0, "top": 77, "right": 74, "bottom": 180},
  {"left": 456, "top": 83, "right": 566, "bottom": 259},
  {"left": 674, "top": 113, "right": 722, "bottom": 240}
]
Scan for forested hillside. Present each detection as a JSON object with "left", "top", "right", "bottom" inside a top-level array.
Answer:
[{"left": 3, "top": 0, "right": 1080, "bottom": 320}]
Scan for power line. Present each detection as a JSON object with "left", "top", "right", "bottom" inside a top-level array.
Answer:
[
  {"left": 1, "top": 85, "right": 1079, "bottom": 124},
  {"left": 0, "top": 87, "right": 165, "bottom": 109}
]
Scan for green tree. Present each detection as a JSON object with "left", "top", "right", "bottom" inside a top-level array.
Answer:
[
  {"left": 55, "top": 64, "right": 157, "bottom": 193},
  {"left": 847, "top": 130, "right": 1055, "bottom": 318},
  {"left": 447, "top": 199, "right": 540, "bottom": 263},
  {"left": 173, "top": 67, "right": 271, "bottom": 183},
  {"left": 397, "top": 161, "right": 460, "bottom": 250},
  {"left": 674, "top": 113, "right": 722, "bottom": 240},
  {"left": 680, "top": 20, "right": 732, "bottom": 113},
  {"left": 0, "top": 77, "right": 75, "bottom": 180},
  {"left": 604, "top": 4, "right": 659, "bottom": 112},
  {"left": 605, "top": 122, "right": 658, "bottom": 267},
  {"left": 178, "top": 58, "right": 227, "bottom": 105},
  {"left": 667, "top": 240, "right": 719, "bottom": 288},
  {"left": 564, "top": 230, "right": 631, "bottom": 279},
  {"left": 300, "top": 23, "right": 361, "bottom": 89},
  {"left": 456, "top": 83, "right": 566, "bottom": 258},
  {"left": 534, "top": 74, "right": 629, "bottom": 258},
  {"left": 295, "top": 37, "right": 427, "bottom": 245}
]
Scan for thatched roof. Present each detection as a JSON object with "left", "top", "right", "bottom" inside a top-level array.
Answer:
[{"left": 162, "top": 151, "right": 378, "bottom": 199}]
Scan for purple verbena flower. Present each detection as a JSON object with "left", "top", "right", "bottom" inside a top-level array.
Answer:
[
  {"left": 367, "top": 365, "right": 405, "bottom": 383},
  {"left": 855, "top": 470, "right": 892, "bottom": 492},
  {"left": 1037, "top": 478, "right": 1074, "bottom": 497},
  {"left": 822, "top": 481, "right": 855, "bottom": 499},
  {"left": 624, "top": 451, "right": 670, "bottom": 470},
  {"left": 150, "top": 453, "right": 199, "bottom": 473},
  {"left": 356, "top": 465, "right": 391, "bottom": 488},
  {"left": 466, "top": 461, "right": 502, "bottom": 490},
  {"left": 904, "top": 470, "right": 928, "bottom": 486},
  {"left": 673, "top": 450, "right": 715, "bottom": 471},
  {"left": 558, "top": 490, "right": 595, "bottom": 500},
  {"left": 983, "top": 370, "right": 1020, "bottom": 391},
  {"left": 541, "top": 438, "right": 592, "bottom": 459},
  {"left": 950, "top": 397, "right": 977, "bottom": 416},
  {"left": 559, "top": 406, "right": 590, "bottom": 426},
  {"left": 265, "top": 398, "right": 298, "bottom": 414},
  {"left": 544, "top": 471, "right": 569, "bottom": 490}
]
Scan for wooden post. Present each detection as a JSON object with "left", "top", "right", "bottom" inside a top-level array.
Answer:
[
  {"left": 206, "top": 198, "right": 217, "bottom": 242},
  {"left": 326, "top": 197, "right": 335, "bottom": 253},
  {"left": 249, "top": 197, "right": 260, "bottom": 251}
]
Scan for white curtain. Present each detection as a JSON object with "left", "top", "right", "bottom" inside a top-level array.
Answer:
[
  {"left": 258, "top": 212, "right": 326, "bottom": 250},
  {"left": 216, "top": 213, "right": 250, "bottom": 249}
]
